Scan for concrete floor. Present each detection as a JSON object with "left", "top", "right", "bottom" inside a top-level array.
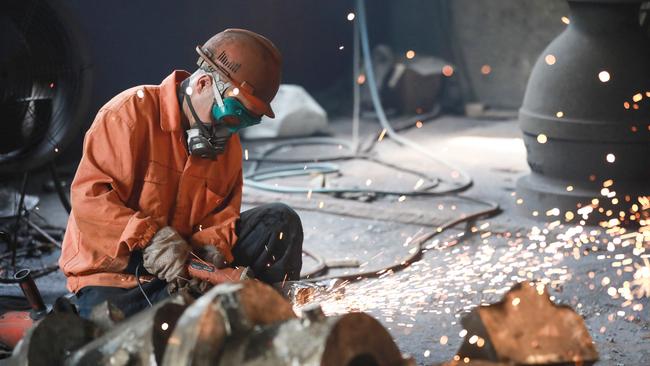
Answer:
[{"left": 1, "top": 115, "right": 648, "bottom": 365}]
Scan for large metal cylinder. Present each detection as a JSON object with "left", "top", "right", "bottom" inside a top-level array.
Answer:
[
  {"left": 517, "top": 0, "right": 650, "bottom": 222},
  {"left": 162, "top": 281, "right": 297, "bottom": 365},
  {"left": 217, "top": 305, "right": 411, "bottom": 366}
]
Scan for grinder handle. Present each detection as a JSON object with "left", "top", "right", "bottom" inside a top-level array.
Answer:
[{"left": 187, "top": 259, "right": 250, "bottom": 285}]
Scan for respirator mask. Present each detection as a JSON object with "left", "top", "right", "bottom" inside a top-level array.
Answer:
[{"left": 182, "top": 70, "right": 262, "bottom": 159}]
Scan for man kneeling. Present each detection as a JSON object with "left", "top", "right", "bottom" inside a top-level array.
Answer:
[{"left": 59, "top": 29, "right": 303, "bottom": 318}]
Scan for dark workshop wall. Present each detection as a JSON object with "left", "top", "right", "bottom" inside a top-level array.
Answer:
[
  {"left": 58, "top": 0, "right": 391, "bottom": 163},
  {"left": 53, "top": 0, "right": 570, "bottom": 164},
  {"left": 385, "top": 0, "right": 568, "bottom": 110}
]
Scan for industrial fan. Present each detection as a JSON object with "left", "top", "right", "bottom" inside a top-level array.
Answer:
[{"left": 0, "top": 0, "right": 92, "bottom": 280}]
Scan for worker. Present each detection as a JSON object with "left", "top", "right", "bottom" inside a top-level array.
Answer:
[{"left": 59, "top": 29, "right": 303, "bottom": 318}]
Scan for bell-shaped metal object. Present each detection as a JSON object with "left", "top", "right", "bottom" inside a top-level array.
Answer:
[{"left": 517, "top": 0, "right": 650, "bottom": 223}]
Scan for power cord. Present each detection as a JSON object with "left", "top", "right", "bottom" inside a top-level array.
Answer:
[{"left": 135, "top": 264, "right": 153, "bottom": 307}]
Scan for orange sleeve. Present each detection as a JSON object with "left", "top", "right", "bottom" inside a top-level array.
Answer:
[
  {"left": 71, "top": 108, "right": 158, "bottom": 259},
  {"left": 190, "top": 168, "right": 243, "bottom": 263}
]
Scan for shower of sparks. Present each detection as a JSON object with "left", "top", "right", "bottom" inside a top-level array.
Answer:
[
  {"left": 378, "top": 128, "right": 387, "bottom": 142},
  {"left": 545, "top": 54, "right": 557, "bottom": 66},
  {"left": 298, "top": 183, "right": 650, "bottom": 359},
  {"left": 632, "top": 258, "right": 650, "bottom": 298},
  {"left": 442, "top": 65, "right": 454, "bottom": 77},
  {"left": 598, "top": 71, "right": 611, "bottom": 83}
]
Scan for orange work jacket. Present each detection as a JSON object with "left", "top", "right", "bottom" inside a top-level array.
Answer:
[{"left": 59, "top": 70, "right": 243, "bottom": 292}]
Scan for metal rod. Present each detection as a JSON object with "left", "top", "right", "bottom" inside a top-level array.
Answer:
[
  {"left": 23, "top": 217, "right": 62, "bottom": 248},
  {"left": 14, "top": 268, "right": 46, "bottom": 315}
]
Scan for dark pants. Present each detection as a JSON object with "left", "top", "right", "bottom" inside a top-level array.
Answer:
[{"left": 75, "top": 203, "right": 303, "bottom": 318}]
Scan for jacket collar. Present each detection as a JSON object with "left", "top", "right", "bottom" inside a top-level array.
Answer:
[{"left": 159, "top": 70, "right": 191, "bottom": 132}]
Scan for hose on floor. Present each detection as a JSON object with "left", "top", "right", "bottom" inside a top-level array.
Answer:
[{"left": 242, "top": 0, "right": 501, "bottom": 282}]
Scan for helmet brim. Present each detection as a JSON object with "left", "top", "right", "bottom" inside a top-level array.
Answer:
[{"left": 237, "top": 88, "right": 275, "bottom": 119}]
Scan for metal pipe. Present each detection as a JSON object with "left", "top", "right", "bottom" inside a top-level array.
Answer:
[
  {"left": 14, "top": 268, "right": 46, "bottom": 318},
  {"left": 23, "top": 218, "right": 62, "bottom": 248}
]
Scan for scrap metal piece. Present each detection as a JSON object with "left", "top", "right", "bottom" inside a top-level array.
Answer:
[
  {"left": 65, "top": 293, "right": 192, "bottom": 366},
  {"left": 162, "top": 280, "right": 296, "bottom": 366},
  {"left": 217, "top": 306, "right": 413, "bottom": 366},
  {"left": 6, "top": 313, "right": 97, "bottom": 366},
  {"left": 456, "top": 282, "right": 598, "bottom": 365}
]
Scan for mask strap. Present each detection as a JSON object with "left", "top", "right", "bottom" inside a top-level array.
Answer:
[
  {"left": 181, "top": 78, "right": 212, "bottom": 137},
  {"left": 207, "top": 70, "right": 231, "bottom": 109}
]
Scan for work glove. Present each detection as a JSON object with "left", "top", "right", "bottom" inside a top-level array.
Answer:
[
  {"left": 143, "top": 226, "right": 191, "bottom": 287},
  {"left": 192, "top": 245, "right": 229, "bottom": 269}
]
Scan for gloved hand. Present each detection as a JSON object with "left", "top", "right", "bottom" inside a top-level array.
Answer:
[
  {"left": 192, "top": 245, "right": 228, "bottom": 269},
  {"left": 143, "top": 226, "right": 191, "bottom": 286}
]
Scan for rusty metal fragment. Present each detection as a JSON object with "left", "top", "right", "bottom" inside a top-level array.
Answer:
[
  {"left": 455, "top": 282, "right": 598, "bottom": 365},
  {"left": 162, "top": 280, "right": 296, "bottom": 366},
  {"left": 217, "top": 303, "right": 413, "bottom": 366}
]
